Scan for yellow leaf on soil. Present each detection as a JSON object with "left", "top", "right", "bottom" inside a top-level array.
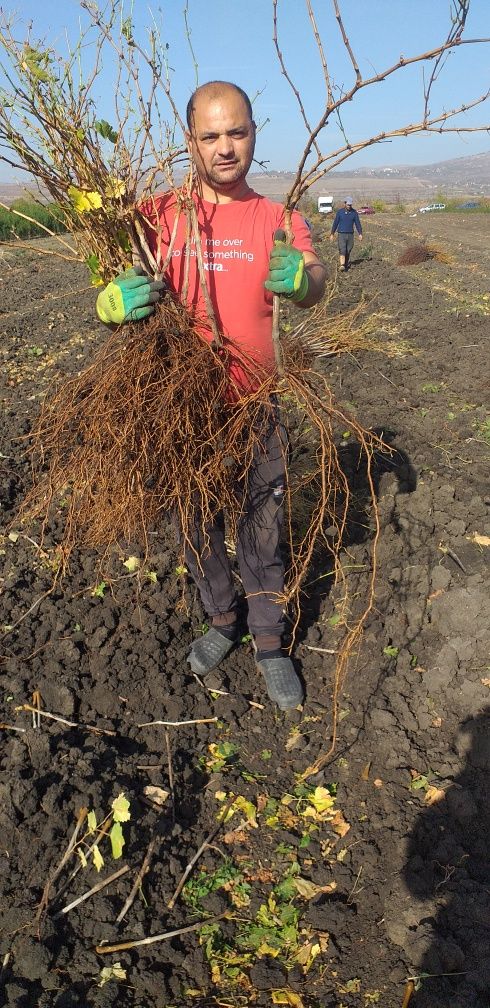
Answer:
[
  {"left": 294, "top": 941, "right": 322, "bottom": 973},
  {"left": 481, "top": 678, "right": 490, "bottom": 688},
  {"left": 223, "top": 795, "right": 258, "bottom": 826},
  {"left": 424, "top": 785, "right": 446, "bottom": 805},
  {"left": 92, "top": 844, "right": 104, "bottom": 872},
  {"left": 271, "top": 992, "right": 305, "bottom": 1007},
  {"left": 467, "top": 532, "right": 490, "bottom": 547},
  {"left": 257, "top": 942, "right": 280, "bottom": 958},
  {"left": 110, "top": 821, "right": 125, "bottom": 859},
  {"left": 112, "top": 792, "right": 131, "bottom": 822},
  {"left": 307, "top": 787, "right": 335, "bottom": 814},
  {"left": 87, "top": 809, "right": 97, "bottom": 832},
  {"left": 123, "top": 555, "right": 140, "bottom": 572}
]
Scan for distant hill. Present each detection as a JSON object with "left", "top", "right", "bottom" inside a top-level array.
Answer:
[
  {"left": 249, "top": 151, "right": 490, "bottom": 202},
  {"left": 332, "top": 151, "right": 490, "bottom": 187},
  {"left": 1, "top": 151, "right": 488, "bottom": 206}
]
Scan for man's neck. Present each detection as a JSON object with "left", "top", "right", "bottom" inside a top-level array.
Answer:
[{"left": 196, "top": 177, "right": 253, "bottom": 204}]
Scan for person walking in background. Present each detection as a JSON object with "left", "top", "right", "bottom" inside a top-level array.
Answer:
[{"left": 330, "top": 197, "right": 363, "bottom": 271}]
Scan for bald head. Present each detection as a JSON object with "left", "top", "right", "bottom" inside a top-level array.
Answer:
[{"left": 186, "top": 81, "right": 253, "bottom": 130}]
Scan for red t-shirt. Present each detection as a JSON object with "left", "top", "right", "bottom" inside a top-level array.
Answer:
[{"left": 139, "top": 190, "right": 315, "bottom": 390}]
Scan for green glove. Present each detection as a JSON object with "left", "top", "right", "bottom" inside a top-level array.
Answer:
[
  {"left": 96, "top": 266, "right": 165, "bottom": 325},
  {"left": 264, "top": 239, "right": 309, "bottom": 302}
]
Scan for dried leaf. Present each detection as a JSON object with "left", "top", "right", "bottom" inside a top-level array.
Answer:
[
  {"left": 373, "top": 778, "right": 383, "bottom": 788},
  {"left": 246, "top": 867, "right": 277, "bottom": 883},
  {"left": 77, "top": 848, "right": 88, "bottom": 868},
  {"left": 481, "top": 678, "right": 490, "bottom": 688},
  {"left": 285, "top": 730, "right": 305, "bottom": 751},
  {"left": 98, "top": 962, "right": 127, "bottom": 987},
  {"left": 361, "top": 762, "right": 371, "bottom": 781},
  {"left": 111, "top": 793, "right": 131, "bottom": 822},
  {"left": 424, "top": 785, "right": 446, "bottom": 805},
  {"left": 223, "top": 829, "right": 251, "bottom": 845},
  {"left": 292, "top": 876, "right": 337, "bottom": 900},
  {"left": 143, "top": 786, "right": 169, "bottom": 806},
  {"left": 329, "top": 810, "right": 351, "bottom": 837}
]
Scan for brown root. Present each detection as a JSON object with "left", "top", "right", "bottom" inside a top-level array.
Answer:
[
  {"left": 397, "top": 242, "right": 435, "bottom": 266},
  {"left": 19, "top": 298, "right": 275, "bottom": 562}
]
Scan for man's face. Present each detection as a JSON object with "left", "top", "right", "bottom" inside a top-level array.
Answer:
[{"left": 187, "top": 90, "right": 256, "bottom": 191}]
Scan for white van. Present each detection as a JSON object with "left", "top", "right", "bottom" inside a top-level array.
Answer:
[{"left": 317, "top": 195, "right": 334, "bottom": 214}]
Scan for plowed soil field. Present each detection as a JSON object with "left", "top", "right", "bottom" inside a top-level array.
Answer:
[{"left": 1, "top": 211, "right": 489, "bottom": 1008}]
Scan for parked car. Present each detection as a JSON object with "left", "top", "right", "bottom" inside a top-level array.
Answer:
[
  {"left": 358, "top": 205, "right": 375, "bottom": 214},
  {"left": 457, "top": 201, "right": 479, "bottom": 209},
  {"left": 419, "top": 203, "right": 446, "bottom": 213}
]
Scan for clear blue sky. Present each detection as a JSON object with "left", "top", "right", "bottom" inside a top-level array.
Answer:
[{"left": 1, "top": 0, "right": 488, "bottom": 182}]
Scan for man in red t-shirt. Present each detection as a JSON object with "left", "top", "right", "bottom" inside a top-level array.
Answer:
[{"left": 96, "top": 81, "right": 326, "bottom": 710}]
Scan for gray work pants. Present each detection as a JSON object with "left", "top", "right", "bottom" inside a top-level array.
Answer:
[
  {"left": 183, "top": 414, "right": 287, "bottom": 638},
  {"left": 337, "top": 232, "right": 354, "bottom": 260}
]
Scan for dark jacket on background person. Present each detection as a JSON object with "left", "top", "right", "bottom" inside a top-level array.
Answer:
[{"left": 331, "top": 207, "right": 362, "bottom": 235}]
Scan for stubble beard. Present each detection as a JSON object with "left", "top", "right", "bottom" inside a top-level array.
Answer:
[{"left": 206, "top": 161, "right": 248, "bottom": 188}]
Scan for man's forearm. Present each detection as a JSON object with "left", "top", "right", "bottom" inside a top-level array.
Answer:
[{"left": 295, "top": 262, "right": 327, "bottom": 309}]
